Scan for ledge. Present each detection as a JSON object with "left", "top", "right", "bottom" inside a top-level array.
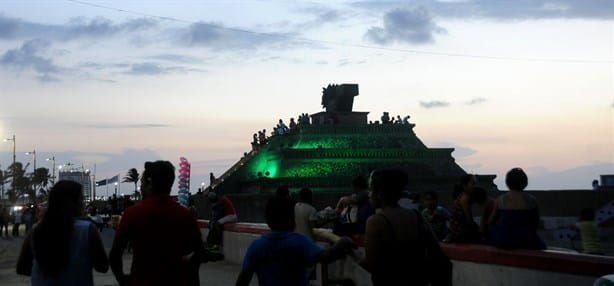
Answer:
[{"left": 198, "top": 220, "right": 614, "bottom": 277}]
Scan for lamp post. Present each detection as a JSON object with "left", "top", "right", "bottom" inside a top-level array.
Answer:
[
  {"left": 25, "top": 150, "right": 36, "bottom": 171},
  {"left": 46, "top": 156, "right": 56, "bottom": 184},
  {"left": 114, "top": 182, "right": 118, "bottom": 197},
  {"left": 3, "top": 134, "right": 15, "bottom": 166}
]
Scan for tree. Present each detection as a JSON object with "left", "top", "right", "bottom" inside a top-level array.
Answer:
[
  {"left": 0, "top": 167, "right": 5, "bottom": 201},
  {"left": 5, "top": 162, "right": 30, "bottom": 204},
  {"left": 122, "top": 168, "right": 140, "bottom": 199},
  {"left": 32, "top": 167, "right": 50, "bottom": 203}
]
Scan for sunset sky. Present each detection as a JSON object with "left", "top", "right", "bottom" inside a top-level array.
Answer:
[{"left": 0, "top": 0, "right": 612, "bottom": 193}]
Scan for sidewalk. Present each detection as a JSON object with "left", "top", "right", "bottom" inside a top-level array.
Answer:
[{"left": 0, "top": 225, "right": 255, "bottom": 286}]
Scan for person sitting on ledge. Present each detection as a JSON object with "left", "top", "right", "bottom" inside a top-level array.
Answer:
[{"left": 487, "top": 167, "right": 546, "bottom": 250}]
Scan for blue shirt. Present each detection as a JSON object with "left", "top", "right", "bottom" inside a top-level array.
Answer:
[
  {"left": 31, "top": 220, "right": 94, "bottom": 286},
  {"left": 242, "top": 231, "right": 323, "bottom": 286}
]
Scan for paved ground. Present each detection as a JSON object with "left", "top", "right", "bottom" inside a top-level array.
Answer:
[{"left": 0, "top": 225, "right": 255, "bottom": 286}]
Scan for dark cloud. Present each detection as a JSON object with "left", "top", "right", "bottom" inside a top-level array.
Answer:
[
  {"left": 364, "top": 7, "right": 446, "bottom": 45},
  {"left": 123, "top": 62, "right": 204, "bottom": 75},
  {"left": 0, "top": 14, "right": 158, "bottom": 41},
  {"left": 433, "top": 142, "right": 477, "bottom": 157},
  {"left": 420, "top": 100, "right": 450, "bottom": 108},
  {"left": 85, "top": 123, "right": 170, "bottom": 129},
  {"left": 183, "top": 22, "right": 295, "bottom": 50},
  {"left": 126, "top": 62, "right": 167, "bottom": 75},
  {"left": 291, "top": 7, "right": 345, "bottom": 31},
  {"left": 0, "top": 39, "right": 62, "bottom": 81},
  {"left": 466, "top": 97, "right": 487, "bottom": 105},
  {"left": 149, "top": 54, "right": 203, "bottom": 64},
  {"left": 353, "top": 0, "right": 614, "bottom": 20},
  {"left": 0, "top": 13, "right": 23, "bottom": 39}
]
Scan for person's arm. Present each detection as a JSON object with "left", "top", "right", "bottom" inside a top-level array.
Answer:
[
  {"left": 318, "top": 236, "right": 355, "bottom": 263},
  {"left": 16, "top": 232, "right": 34, "bottom": 276},
  {"left": 109, "top": 217, "right": 130, "bottom": 286},
  {"left": 88, "top": 223, "right": 109, "bottom": 273},
  {"left": 487, "top": 197, "right": 501, "bottom": 225},
  {"left": 460, "top": 194, "right": 473, "bottom": 222},
  {"left": 361, "top": 215, "right": 384, "bottom": 272},
  {"left": 236, "top": 242, "right": 256, "bottom": 286}
]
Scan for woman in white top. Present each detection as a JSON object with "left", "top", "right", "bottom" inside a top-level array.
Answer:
[{"left": 17, "top": 180, "right": 109, "bottom": 286}]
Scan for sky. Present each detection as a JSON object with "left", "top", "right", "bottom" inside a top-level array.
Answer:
[{"left": 0, "top": 0, "right": 613, "bottom": 194}]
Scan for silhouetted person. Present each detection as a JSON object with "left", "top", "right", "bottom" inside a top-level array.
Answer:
[
  {"left": 572, "top": 208, "right": 604, "bottom": 255},
  {"left": 487, "top": 168, "right": 546, "bottom": 250},
  {"left": 206, "top": 191, "right": 237, "bottom": 251},
  {"left": 236, "top": 195, "right": 355, "bottom": 286},
  {"left": 362, "top": 169, "right": 451, "bottom": 286},
  {"left": 110, "top": 161, "right": 209, "bottom": 286},
  {"left": 17, "top": 181, "right": 109, "bottom": 285}
]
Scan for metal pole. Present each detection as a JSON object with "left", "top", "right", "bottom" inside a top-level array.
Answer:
[
  {"left": 11, "top": 135, "right": 15, "bottom": 166},
  {"left": 92, "top": 164, "right": 96, "bottom": 201}
]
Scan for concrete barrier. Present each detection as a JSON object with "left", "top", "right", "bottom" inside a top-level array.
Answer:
[{"left": 199, "top": 220, "right": 614, "bottom": 286}]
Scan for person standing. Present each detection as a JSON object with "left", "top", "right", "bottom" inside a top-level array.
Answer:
[
  {"left": 362, "top": 169, "right": 452, "bottom": 286},
  {"left": 294, "top": 187, "right": 318, "bottom": 240},
  {"left": 0, "top": 206, "right": 8, "bottom": 238},
  {"left": 110, "top": 161, "right": 209, "bottom": 286},
  {"left": 16, "top": 181, "right": 109, "bottom": 285},
  {"left": 12, "top": 208, "right": 22, "bottom": 237},
  {"left": 236, "top": 195, "right": 355, "bottom": 286}
]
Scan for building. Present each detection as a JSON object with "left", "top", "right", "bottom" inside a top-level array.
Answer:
[{"left": 58, "top": 168, "right": 92, "bottom": 200}]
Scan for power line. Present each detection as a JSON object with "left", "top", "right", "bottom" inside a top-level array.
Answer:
[{"left": 65, "top": 0, "right": 612, "bottom": 64}]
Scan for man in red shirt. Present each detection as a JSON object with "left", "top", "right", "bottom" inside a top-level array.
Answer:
[
  {"left": 206, "top": 191, "right": 237, "bottom": 250},
  {"left": 110, "top": 161, "right": 208, "bottom": 286}
]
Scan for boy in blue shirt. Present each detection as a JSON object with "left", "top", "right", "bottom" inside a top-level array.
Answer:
[{"left": 236, "top": 195, "right": 354, "bottom": 286}]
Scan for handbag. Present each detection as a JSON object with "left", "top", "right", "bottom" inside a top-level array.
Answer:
[{"left": 414, "top": 209, "right": 453, "bottom": 286}]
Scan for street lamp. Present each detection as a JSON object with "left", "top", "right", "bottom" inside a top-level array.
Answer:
[
  {"left": 3, "top": 134, "right": 15, "bottom": 165},
  {"left": 46, "top": 156, "right": 56, "bottom": 184},
  {"left": 114, "top": 182, "right": 118, "bottom": 197},
  {"left": 25, "top": 150, "right": 36, "bottom": 171}
]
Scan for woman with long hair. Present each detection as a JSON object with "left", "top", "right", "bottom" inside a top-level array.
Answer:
[{"left": 17, "top": 180, "right": 108, "bottom": 285}]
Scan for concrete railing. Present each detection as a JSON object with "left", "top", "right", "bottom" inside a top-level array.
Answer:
[{"left": 197, "top": 220, "right": 614, "bottom": 286}]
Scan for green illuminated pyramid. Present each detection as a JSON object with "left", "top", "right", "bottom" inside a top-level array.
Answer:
[{"left": 211, "top": 84, "right": 495, "bottom": 194}]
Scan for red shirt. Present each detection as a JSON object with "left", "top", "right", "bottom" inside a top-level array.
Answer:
[
  {"left": 220, "top": 195, "right": 236, "bottom": 216},
  {"left": 115, "top": 194, "right": 202, "bottom": 286}
]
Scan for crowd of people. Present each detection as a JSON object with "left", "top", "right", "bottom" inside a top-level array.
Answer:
[
  {"left": 12, "top": 162, "right": 607, "bottom": 286},
  {"left": 0, "top": 204, "right": 36, "bottom": 239}
]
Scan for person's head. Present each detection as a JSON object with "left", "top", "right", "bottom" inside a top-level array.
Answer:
[
  {"left": 275, "top": 184, "right": 290, "bottom": 198},
  {"left": 580, "top": 208, "right": 595, "bottom": 221},
  {"left": 207, "top": 191, "right": 219, "bottom": 203},
  {"left": 140, "top": 161, "right": 175, "bottom": 195},
  {"left": 46, "top": 180, "right": 84, "bottom": 219},
  {"left": 352, "top": 175, "right": 369, "bottom": 192},
  {"left": 469, "top": 187, "right": 488, "bottom": 205},
  {"left": 506, "top": 167, "right": 528, "bottom": 191},
  {"left": 423, "top": 191, "right": 438, "bottom": 210},
  {"left": 453, "top": 174, "right": 476, "bottom": 199},
  {"left": 298, "top": 187, "right": 313, "bottom": 205},
  {"left": 265, "top": 195, "right": 295, "bottom": 231},
  {"left": 368, "top": 168, "right": 409, "bottom": 208}
]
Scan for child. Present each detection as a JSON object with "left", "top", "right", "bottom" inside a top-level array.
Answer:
[
  {"left": 575, "top": 208, "right": 604, "bottom": 255},
  {"left": 421, "top": 191, "right": 450, "bottom": 240}
]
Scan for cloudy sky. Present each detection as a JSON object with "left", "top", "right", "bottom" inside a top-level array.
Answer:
[{"left": 0, "top": 0, "right": 612, "bottom": 193}]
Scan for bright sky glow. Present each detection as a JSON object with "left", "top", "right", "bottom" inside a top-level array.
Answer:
[{"left": 0, "top": 0, "right": 612, "bottom": 193}]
